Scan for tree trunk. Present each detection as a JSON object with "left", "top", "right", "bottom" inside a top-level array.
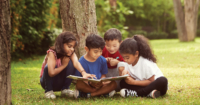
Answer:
[
  {"left": 173, "top": 0, "right": 188, "bottom": 41},
  {"left": 0, "top": 0, "right": 12, "bottom": 105},
  {"left": 59, "top": 0, "right": 97, "bottom": 58},
  {"left": 109, "top": 0, "right": 117, "bottom": 10},
  {"left": 173, "top": 0, "right": 200, "bottom": 41},
  {"left": 193, "top": 0, "right": 200, "bottom": 38},
  {"left": 184, "top": 0, "right": 195, "bottom": 41}
]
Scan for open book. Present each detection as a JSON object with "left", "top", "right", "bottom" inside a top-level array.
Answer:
[{"left": 67, "top": 74, "right": 129, "bottom": 83}]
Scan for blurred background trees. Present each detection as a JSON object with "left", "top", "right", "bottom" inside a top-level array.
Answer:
[
  {"left": 10, "top": 0, "right": 200, "bottom": 58},
  {"left": 173, "top": 0, "right": 200, "bottom": 41},
  {"left": 11, "top": 0, "right": 61, "bottom": 58}
]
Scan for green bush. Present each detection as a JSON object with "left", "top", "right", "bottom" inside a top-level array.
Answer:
[
  {"left": 128, "top": 30, "right": 147, "bottom": 37},
  {"left": 196, "top": 29, "right": 200, "bottom": 37},
  {"left": 95, "top": 0, "right": 133, "bottom": 40},
  {"left": 168, "top": 30, "right": 178, "bottom": 39},
  {"left": 146, "top": 31, "right": 168, "bottom": 39},
  {"left": 11, "top": 0, "right": 59, "bottom": 58}
]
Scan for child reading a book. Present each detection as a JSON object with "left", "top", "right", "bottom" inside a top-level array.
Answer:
[
  {"left": 102, "top": 28, "right": 124, "bottom": 91},
  {"left": 118, "top": 35, "right": 168, "bottom": 98},
  {"left": 74, "top": 34, "right": 117, "bottom": 98},
  {"left": 40, "top": 31, "right": 95, "bottom": 99}
]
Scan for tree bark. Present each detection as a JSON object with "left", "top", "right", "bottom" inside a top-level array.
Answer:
[
  {"left": 0, "top": 0, "right": 12, "bottom": 105},
  {"left": 173, "top": 0, "right": 188, "bottom": 41},
  {"left": 59, "top": 0, "right": 97, "bottom": 58},
  {"left": 173, "top": 0, "right": 200, "bottom": 41},
  {"left": 109, "top": 0, "right": 117, "bottom": 10},
  {"left": 193, "top": 0, "right": 200, "bottom": 38},
  {"left": 184, "top": 0, "right": 195, "bottom": 41}
]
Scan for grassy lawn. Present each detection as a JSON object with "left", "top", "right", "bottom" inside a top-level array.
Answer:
[{"left": 11, "top": 38, "right": 200, "bottom": 105}]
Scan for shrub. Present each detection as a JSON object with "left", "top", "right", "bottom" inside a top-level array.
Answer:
[
  {"left": 169, "top": 30, "right": 178, "bottom": 39},
  {"left": 95, "top": 0, "right": 133, "bottom": 40},
  {"left": 146, "top": 31, "right": 168, "bottom": 39},
  {"left": 11, "top": 0, "right": 59, "bottom": 58},
  {"left": 196, "top": 29, "right": 200, "bottom": 37},
  {"left": 128, "top": 30, "right": 147, "bottom": 37}
]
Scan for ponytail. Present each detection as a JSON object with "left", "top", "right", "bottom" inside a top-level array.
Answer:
[{"left": 133, "top": 35, "right": 156, "bottom": 63}]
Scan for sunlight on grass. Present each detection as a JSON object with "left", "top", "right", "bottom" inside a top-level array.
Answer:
[{"left": 11, "top": 38, "right": 200, "bottom": 104}]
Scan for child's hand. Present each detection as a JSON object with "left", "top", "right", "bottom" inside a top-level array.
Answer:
[
  {"left": 106, "top": 57, "right": 112, "bottom": 62},
  {"left": 122, "top": 70, "right": 129, "bottom": 76},
  {"left": 82, "top": 72, "right": 96, "bottom": 79},
  {"left": 125, "top": 76, "right": 135, "bottom": 85},
  {"left": 109, "top": 58, "right": 119, "bottom": 66}
]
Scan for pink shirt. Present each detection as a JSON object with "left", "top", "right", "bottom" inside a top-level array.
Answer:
[{"left": 40, "top": 49, "right": 61, "bottom": 78}]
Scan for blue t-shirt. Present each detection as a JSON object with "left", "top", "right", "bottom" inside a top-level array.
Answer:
[{"left": 75, "top": 55, "right": 108, "bottom": 79}]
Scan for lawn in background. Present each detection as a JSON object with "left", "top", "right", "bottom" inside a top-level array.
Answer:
[{"left": 11, "top": 38, "right": 200, "bottom": 104}]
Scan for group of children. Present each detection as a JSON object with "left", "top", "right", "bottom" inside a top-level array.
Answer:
[{"left": 39, "top": 28, "right": 168, "bottom": 99}]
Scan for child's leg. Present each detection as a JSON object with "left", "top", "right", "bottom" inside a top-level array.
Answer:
[
  {"left": 76, "top": 80, "right": 97, "bottom": 93},
  {"left": 106, "top": 68, "right": 121, "bottom": 92},
  {"left": 120, "top": 77, "right": 168, "bottom": 97},
  {"left": 90, "top": 81, "right": 117, "bottom": 97},
  {"left": 135, "top": 77, "right": 168, "bottom": 96},
  {"left": 40, "top": 63, "right": 76, "bottom": 92},
  {"left": 60, "top": 60, "right": 76, "bottom": 90},
  {"left": 120, "top": 79, "right": 145, "bottom": 90},
  {"left": 40, "top": 65, "right": 63, "bottom": 92}
]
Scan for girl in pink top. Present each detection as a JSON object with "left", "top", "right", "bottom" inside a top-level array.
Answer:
[{"left": 40, "top": 31, "right": 95, "bottom": 99}]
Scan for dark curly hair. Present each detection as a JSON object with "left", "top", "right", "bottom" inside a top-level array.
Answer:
[
  {"left": 86, "top": 34, "right": 105, "bottom": 50},
  {"left": 119, "top": 35, "right": 157, "bottom": 63},
  {"left": 50, "top": 31, "right": 77, "bottom": 58}
]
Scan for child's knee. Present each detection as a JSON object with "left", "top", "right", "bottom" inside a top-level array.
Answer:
[
  {"left": 157, "top": 77, "right": 168, "bottom": 84},
  {"left": 75, "top": 80, "right": 83, "bottom": 89},
  {"left": 110, "top": 81, "right": 117, "bottom": 89}
]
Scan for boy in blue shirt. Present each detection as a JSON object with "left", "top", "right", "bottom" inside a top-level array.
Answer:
[{"left": 74, "top": 34, "right": 117, "bottom": 98}]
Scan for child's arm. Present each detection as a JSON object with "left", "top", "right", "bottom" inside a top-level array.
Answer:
[
  {"left": 100, "top": 74, "right": 106, "bottom": 79},
  {"left": 109, "top": 58, "right": 120, "bottom": 66},
  {"left": 118, "top": 66, "right": 129, "bottom": 76},
  {"left": 125, "top": 75, "right": 155, "bottom": 86},
  {"left": 47, "top": 52, "right": 69, "bottom": 77},
  {"left": 70, "top": 53, "right": 96, "bottom": 78},
  {"left": 119, "top": 65, "right": 154, "bottom": 86}
]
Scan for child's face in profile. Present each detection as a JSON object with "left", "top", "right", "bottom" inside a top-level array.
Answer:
[
  {"left": 121, "top": 52, "right": 139, "bottom": 66},
  {"left": 87, "top": 48, "right": 103, "bottom": 61},
  {"left": 63, "top": 41, "right": 76, "bottom": 56},
  {"left": 105, "top": 39, "right": 120, "bottom": 54}
]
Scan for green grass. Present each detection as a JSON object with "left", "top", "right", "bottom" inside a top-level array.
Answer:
[{"left": 11, "top": 38, "right": 200, "bottom": 105}]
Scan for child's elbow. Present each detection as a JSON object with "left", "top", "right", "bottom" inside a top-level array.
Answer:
[
  {"left": 48, "top": 71, "right": 55, "bottom": 77},
  {"left": 118, "top": 67, "right": 124, "bottom": 72}
]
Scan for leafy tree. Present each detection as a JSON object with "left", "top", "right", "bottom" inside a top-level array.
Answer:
[
  {"left": 120, "top": 0, "right": 175, "bottom": 33},
  {"left": 11, "top": 0, "right": 60, "bottom": 58},
  {"left": 95, "top": 0, "right": 133, "bottom": 39}
]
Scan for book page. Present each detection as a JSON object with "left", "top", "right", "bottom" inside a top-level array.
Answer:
[
  {"left": 67, "top": 75, "right": 101, "bottom": 83},
  {"left": 67, "top": 74, "right": 128, "bottom": 83}
]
